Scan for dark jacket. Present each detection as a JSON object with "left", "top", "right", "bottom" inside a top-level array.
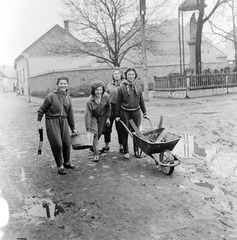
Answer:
[
  {"left": 37, "top": 90, "right": 75, "bottom": 131},
  {"left": 84, "top": 92, "right": 111, "bottom": 131},
  {"left": 115, "top": 81, "right": 146, "bottom": 116}
]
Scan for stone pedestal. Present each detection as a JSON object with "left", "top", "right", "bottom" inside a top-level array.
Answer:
[{"left": 187, "top": 40, "right": 196, "bottom": 72}]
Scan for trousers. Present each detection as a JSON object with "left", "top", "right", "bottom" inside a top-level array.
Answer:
[
  {"left": 104, "top": 104, "right": 122, "bottom": 144},
  {"left": 119, "top": 108, "right": 141, "bottom": 154},
  {"left": 46, "top": 117, "right": 71, "bottom": 167},
  {"left": 90, "top": 115, "right": 107, "bottom": 155}
]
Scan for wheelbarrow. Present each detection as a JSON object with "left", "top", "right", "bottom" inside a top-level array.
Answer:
[{"left": 119, "top": 118, "right": 181, "bottom": 175}]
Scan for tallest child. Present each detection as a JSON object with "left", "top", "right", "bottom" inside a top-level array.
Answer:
[{"left": 115, "top": 68, "right": 148, "bottom": 159}]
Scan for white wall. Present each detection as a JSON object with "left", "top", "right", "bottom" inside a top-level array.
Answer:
[
  {"left": 15, "top": 58, "right": 29, "bottom": 95},
  {"left": 28, "top": 55, "right": 99, "bottom": 76},
  {"left": 225, "top": 39, "right": 235, "bottom": 61}
]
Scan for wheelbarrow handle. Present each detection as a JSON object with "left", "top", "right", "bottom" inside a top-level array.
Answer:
[
  {"left": 143, "top": 116, "right": 153, "bottom": 130},
  {"left": 119, "top": 120, "right": 134, "bottom": 138}
]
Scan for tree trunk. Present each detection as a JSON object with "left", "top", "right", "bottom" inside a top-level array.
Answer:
[
  {"left": 195, "top": 2, "right": 205, "bottom": 75},
  {"left": 114, "top": 55, "right": 120, "bottom": 67}
]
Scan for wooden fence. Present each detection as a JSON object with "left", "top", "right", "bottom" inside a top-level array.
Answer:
[{"left": 154, "top": 72, "right": 237, "bottom": 97}]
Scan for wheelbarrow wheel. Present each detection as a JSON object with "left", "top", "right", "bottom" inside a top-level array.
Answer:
[{"left": 159, "top": 150, "right": 174, "bottom": 175}]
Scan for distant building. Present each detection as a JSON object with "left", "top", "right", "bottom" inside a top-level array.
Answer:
[
  {"left": 14, "top": 21, "right": 105, "bottom": 96},
  {"left": 146, "top": 19, "right": 227, "bottom": 68},
  {"left": 121, "top": 19, "right": 227, "bottom": 70},
  {"left": 14, "top": 19, "right": 229, "bottom": 96},
  {"left": 0, "top": 65, "right": 17, "bottom": 93}
]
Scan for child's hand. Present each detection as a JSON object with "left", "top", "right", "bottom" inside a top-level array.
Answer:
[
  {"left": 106, "top": 119, "right": 110, "bottom": 126},
  {"left": 71, "top": 129, "right": 78, "bottom": 136}
]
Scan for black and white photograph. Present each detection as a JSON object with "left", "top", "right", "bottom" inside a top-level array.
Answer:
[{"left": 0, "top": 0, "right": 237, "bottom": 239}]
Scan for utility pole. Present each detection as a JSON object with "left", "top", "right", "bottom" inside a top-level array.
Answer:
[
  {"left": 231, "top": 0, "right": 237, "bottom": 68},
  {"left": 140, "top": 0, "right": 149, "bottom": 101}
]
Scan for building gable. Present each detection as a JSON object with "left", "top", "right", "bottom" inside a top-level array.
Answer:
[
  {"left": 20, "top": 24, "right": 84, "bottom": 58},
  {"left": 146, "top": 19, "right": 226, "bottom": 64}
]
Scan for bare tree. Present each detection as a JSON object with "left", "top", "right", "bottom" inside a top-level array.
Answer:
[
  {"left": 55, "top": 0, "right": 168, "bottom": 67},
  {"left": 207, "top": 0, "right": 237, "bottom": 68},
  {"left": 195, "top": 0, "right": 230, "bottom": 74}
]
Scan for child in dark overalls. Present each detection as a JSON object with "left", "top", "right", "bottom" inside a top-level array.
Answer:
[{"left": 37, "top": 76, "right": 78, "bottom": 174}]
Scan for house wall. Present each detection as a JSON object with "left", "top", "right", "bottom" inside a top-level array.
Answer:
[
  {"left": 29, "top": 65, "right": 179, "bottom": 96},
  {"left": 28, "top": 62, "right": 224, "bottom": 96},
  {"left": 15, "top": 57, "right": 29, "bottom": 95},
  {"left": 201, "top": 41, "right": 227, "bottom": 65},
  {"left": 224, "top": 27, "right": 236, "bottom": 62},
  {"left": 28, "top": 56, "right": 103, "bottom": 76},
  {"left": 146, "top": 21, "right": 227, "bottom": 68},
  {"left": 225, "top": 39, "right": 235, "bottom": 61}
]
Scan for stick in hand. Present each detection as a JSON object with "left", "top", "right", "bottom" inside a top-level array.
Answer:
[{"left": 38, "top": 128, "right": 43, "bottom": 155}]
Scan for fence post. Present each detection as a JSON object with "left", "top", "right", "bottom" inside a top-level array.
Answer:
[
  {"left": 185, "top": 76, "right": 190, "bottom": 99},
  {"left": 226, "top": 74, "right": 228, "bottom": 94}
]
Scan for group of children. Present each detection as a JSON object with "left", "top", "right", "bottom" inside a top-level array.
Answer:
[{"left": 37, "top": 67, "right": 148, "bottom": 174}]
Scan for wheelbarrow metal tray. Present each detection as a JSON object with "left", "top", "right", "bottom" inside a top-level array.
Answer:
[
  {"left": 71, "top": 132, "right": 94, "bottom": 150},
  {"left": 133, "top": 128, "right": 181, "bottom": 155}
]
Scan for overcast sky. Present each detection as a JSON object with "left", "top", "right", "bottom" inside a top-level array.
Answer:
[
  {"left": 0, "top": 0, "right": 229, "bottom": 67},
  {"left": 0, "top": 0, "right": 62, "bottom": 66},
  {"left": 0, "top": 0, "right": 186, "bottom": 67}
]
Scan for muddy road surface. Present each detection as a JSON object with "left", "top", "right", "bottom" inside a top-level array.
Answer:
[{"left": 0, "top": 92, "right": 237, "bottom": 240}]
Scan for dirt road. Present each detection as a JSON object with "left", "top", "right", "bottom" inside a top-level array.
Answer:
[{"left": 0, "top": 92, "right": 237, "bottom": 240}]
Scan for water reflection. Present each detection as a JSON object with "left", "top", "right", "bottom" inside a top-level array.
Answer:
[
  {"left": 193, "top": 180, "right": 214, "bottom": 191},
  {"left": 173, "top": 132, "right": 237, "bottom": 179},
  {"left": 26, "top": 199, "right": 65, "bottom": 219}
]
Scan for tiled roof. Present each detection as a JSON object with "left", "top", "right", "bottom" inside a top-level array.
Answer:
[
  {"left": 15, "top": 24, "right": 83, "bottom": 62},
  {"left": 15, "top": 24, "right": 103, "bottom": 62}
]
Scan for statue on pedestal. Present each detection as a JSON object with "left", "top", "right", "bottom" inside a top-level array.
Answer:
[{"left": 190, "top": 13, "right": 197, "bottom": 40}]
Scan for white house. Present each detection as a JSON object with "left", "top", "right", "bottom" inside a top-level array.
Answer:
[
  {"left": 14, "top": 21, "right": 105, "bottom": 96},
  {"left": 0, "top": 65, "right": 17, "bottom": 93}
]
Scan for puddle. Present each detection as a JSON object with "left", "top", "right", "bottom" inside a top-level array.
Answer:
[
  {"left": 173, "top": 132, "right": 237, "bottom": 213},
  {"left": 177, "top": 179, "right": 236, "bottom": 213},
  {"left": 193, "top": 180, "right": 214, "bottom": 191},
  {"left": 25, "top": 199, "right": 65, "bottom": 219},
  {"left": 173, "top": 132, "right": 237, "bottom": 179},
  {"left": 21, "top": 197, "right": 80, "bottom": 219}
]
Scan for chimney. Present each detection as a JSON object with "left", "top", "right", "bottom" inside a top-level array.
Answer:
[{"left": 64, "top": 20, "right": 69, "bottom": 32}]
